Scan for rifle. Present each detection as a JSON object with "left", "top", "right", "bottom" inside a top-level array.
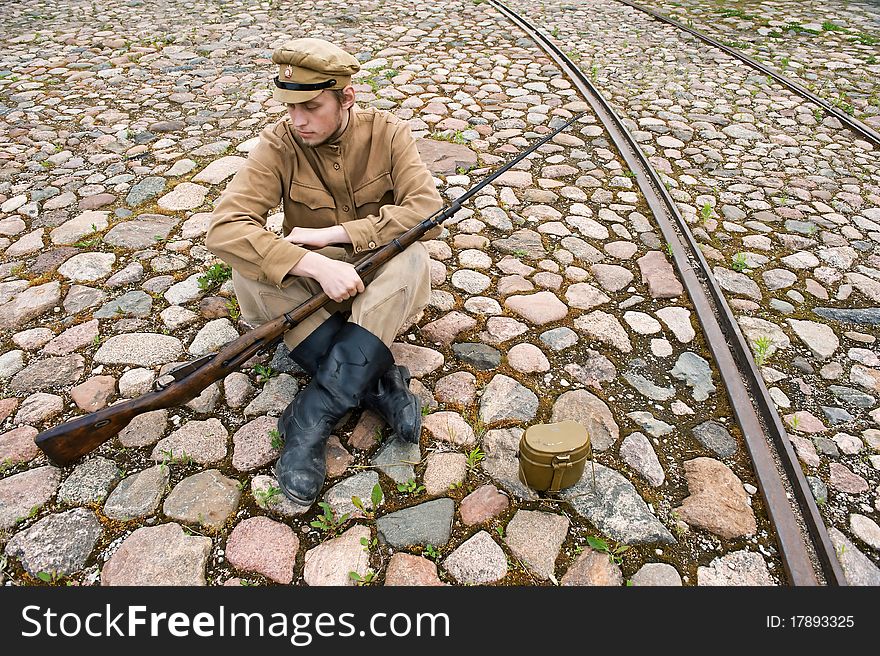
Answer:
[{"left": 35, "top": 112, "right": 585, "bottom": 466}]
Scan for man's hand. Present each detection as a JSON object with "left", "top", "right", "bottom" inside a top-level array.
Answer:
[
  {"left": 290, "top": 251, "right": 364, "bottom": 303},
  {"left": 284, "top": 226, "right": 350, "bottom": 249}
]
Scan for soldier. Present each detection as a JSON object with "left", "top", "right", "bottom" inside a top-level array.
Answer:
[{"left": 206, "top": 38, "right": 442, "bottom": 506}]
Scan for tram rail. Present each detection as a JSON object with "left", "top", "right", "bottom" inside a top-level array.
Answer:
[{"left": 489, "top": 0, "right": 848, "bottom": 585}]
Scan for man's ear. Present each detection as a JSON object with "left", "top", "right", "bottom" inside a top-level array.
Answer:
[{"left": 341, "top": 85, "right": 356, "bottom": 109}]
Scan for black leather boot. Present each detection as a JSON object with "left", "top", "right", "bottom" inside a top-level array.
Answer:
[
  {"left": 276, "top": 322, "right": 394, "bottom": 505},
  {"left": 288, "top": 312, "right": 347, "bottom": 373},
  {"left": 290, "top": 314, "right": 423, "bottom": 444},
  {"left": 362, "top": 365, "right": 421, "bottom": 444}
]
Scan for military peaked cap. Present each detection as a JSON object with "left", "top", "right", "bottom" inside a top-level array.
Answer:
[{"left": 271, "top": 38, "right": 361, "bottom": 104}]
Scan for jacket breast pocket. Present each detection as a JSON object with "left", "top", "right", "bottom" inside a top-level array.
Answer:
[
  {"left": 289, "top": 181, "right": 337, "bottom": 227},
  {"left": 353, "top": 172, "right": 393, "bottom": 219}
]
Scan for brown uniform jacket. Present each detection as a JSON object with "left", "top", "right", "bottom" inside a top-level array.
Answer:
[{"left": 206, "top": 106, "right": 442, "bottom": 288}]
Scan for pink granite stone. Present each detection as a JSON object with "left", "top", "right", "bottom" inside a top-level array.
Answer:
[
  {"left": 504, "top": 291, "right": 568, "bottom": 325},
  {"left": 637, "top": 251, "right": 683, "bottom": 298},
  {"left": 226, "top": 516, "right": 299, "bottom": 584},
  {"left": 0, "top": 425, "right": 39, "bottom": 464},
  {"left": 70, "top": 375, "right": 116, "bottom": 411},
  {"left": 420, "top": 311, "right": 477, "bottom": 345},
  {"left": 434, "top": 371, "right": 477, "bottom": 405},
  {"left": 507, "top": 343, "right": 550, "bottom": 373},
  {"left": 384, "top": 553, "right": 445, "bottom": 586},
  {"left": 460, "top": 484, "right": 510, "bottom": 526}
]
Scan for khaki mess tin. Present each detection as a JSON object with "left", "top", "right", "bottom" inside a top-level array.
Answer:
[{"left": 518, "top": 420, "right": 591, "bottom": 493}]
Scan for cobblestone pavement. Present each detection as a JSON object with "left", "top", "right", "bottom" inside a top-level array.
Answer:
[
  {"left": 0, "top": 0, "right": 876, "bottom": 587},
  {"left": 514, "top": 0, "right": 880, "bottom": 583},
  {"left": 641, "top": 0, "right": 880, "bottom": 126}
]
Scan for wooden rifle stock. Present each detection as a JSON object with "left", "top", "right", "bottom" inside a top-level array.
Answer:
[{"left": 35, "top": 112, "right": 584, "bottom": 466}]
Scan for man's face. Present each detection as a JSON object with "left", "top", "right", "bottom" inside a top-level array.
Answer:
[{"left": 286, "top": 90, "right": 347, "bottom": 147}]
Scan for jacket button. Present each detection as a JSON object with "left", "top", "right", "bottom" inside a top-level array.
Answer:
[
  {"left": 368, "top": 241, "right": 376, "bottom": 249},
  {"left": 333, "top": 163, "right": 340, "bottom": 170},
  {"left": 343, "top": 205, "right": 350, "bottom": 212}
]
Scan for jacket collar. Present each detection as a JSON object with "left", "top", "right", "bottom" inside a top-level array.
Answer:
[{"left": 326, "top": 106, "right": 355, "bottom": 148}]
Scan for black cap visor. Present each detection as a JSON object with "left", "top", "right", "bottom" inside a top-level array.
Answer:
[{"left": 273, "top": 77, "right": 337, "bottom": 91}]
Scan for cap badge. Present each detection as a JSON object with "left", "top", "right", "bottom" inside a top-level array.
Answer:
[{"left": 284, "top": 65, "right": 293, "bottom": 79}]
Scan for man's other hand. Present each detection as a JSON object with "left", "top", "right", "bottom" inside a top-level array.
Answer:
[
  {"left": 290, "top": 251, "right": 364, "bottom": 303},
  {"left": 285, "top": 225, "right": 349, "bottom": 249}
]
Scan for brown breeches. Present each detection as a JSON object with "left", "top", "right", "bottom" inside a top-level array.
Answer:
[{"left": 231, "top": 242, "right": 431, "bottom": 349}]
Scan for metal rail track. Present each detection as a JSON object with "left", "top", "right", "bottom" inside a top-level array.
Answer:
[
  {"left": 488, "top": 0, "right": 847, "bottom": 586},
  {"left": 612, "top": 0, "right": 880, "bottom": 148}
]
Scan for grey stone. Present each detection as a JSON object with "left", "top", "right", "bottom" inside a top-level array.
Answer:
[
  {"left": 231, "top": 415, "right": 280, "bottom": 472},
  {"left": 829, "top": 386, "right": 876, "bottom": 408},
  {"left": 807, "top": 476, "right": 828, "bottom": 505},
  {"left": 479, "top": 374, "right": 539, "bottom": 424},
  {"left": 623, "top": 371, "right": 675, "bottom": 401},
  {"left": 377, "top": 498, "right": 455, "bottom": 548},
  {"left": 103, "top": 465, "right": 169, "bottom": 520},
  {"left": 189, "top": 318, "right": 239, "bottom": 356},
  {"left": 95, "top": 333, "right": 183, "bottom": 366},
  {"left": 372, "top": 438, "right": 421, "bottom": 484},
  {"left": 117, "top": 409, "right": 167, "bottom": 447},
  {"left": 787, "top": 319, "right": 839, "bottom": 359},
  {"left": 551, "top": 389, "right": 619, "bottom": 451},
  {"left": 163, "top": 274, "right": 205, "bottom": 305},
  {"left": 163, "top": 469, "right": 242, "bottom": 529},
  {"left": 713, "top": 267, "right": 762, "bottom": 300},
  {"left": 0, "top": 281, "right": 61, "bottom": 330},
  {"left": 126, "top": 177, "right": 166, "bottom": 206},
  {"left": 324, "top": 471, "right": 381, "bottom": 519},
  {"left": 94, "top": 290, "right": 153, "bottom": 318},
  {"left": 5, "top": 508, "right": 103, "bottom": 576},
  {"left": 243, "top": 374, "right": 298, "bottom": 417},
  {"left": 151, "top": 418, "right": 228, "bottom": 465},
  {"left": 561, "top": 462, "right": 675, "bottom": 544},
  {"left": 9, "top": 354, "right": 85, "bottom": 392},
  {"left": 58, "top": 253, "right": 116, "bottom": 282},
  {"left": 251, "top": 475, "right": 310, "bottom": 517},
  {"left": 104, "top": 214, "right": 178, "bottom": 249},
  {"left": 692, "top": 420, "right": 737, "bottom": 458},
  {"left": 630, "top": 563, "right": 682, "bottom": 586},
  {"left": 494, "top": 229, "right": 546, "bottom": 259},
  {"left": 0, "top": 350, "right": 25, "bottom": 379},
  {"left": 849, "top": 514, "right": 880, "bottom": 552},
  {"left": 823, "top": 406, "right": 854, "bottom": 425},
  {"left": 442, "top": 531, "right": 507, "bottom": 584},
  {"left": 452, "top": 343, "right": 501, "bottom": 370},
  {"left": 814, "top": 307, "right": 880, "bottom": 326},
  {"left": 539, "top": 327, "right": 578, "bottom": 350},
  {"left": 697, "top": 551, "right": 774, "bottom": 586},
  {"left": 106, "top": 262, "right": 145, "bottom": 287},
  {"left": 57, "top": 457, "right": 121, "bottom": 505},
  {"left": 574, "top": 311, "right": 633, "bottom": 352},
  {"left": 671, "top": 352, "right": 715, "bottom": 402},
  {"left": 481, "top": 427, "right": 538, "bottom": 501},
  {"left": 63, "top": 285, "right": 106, "bottom": 315},
  {"left": 563, "top": 350, "right": 618, "bottom": 390}
]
